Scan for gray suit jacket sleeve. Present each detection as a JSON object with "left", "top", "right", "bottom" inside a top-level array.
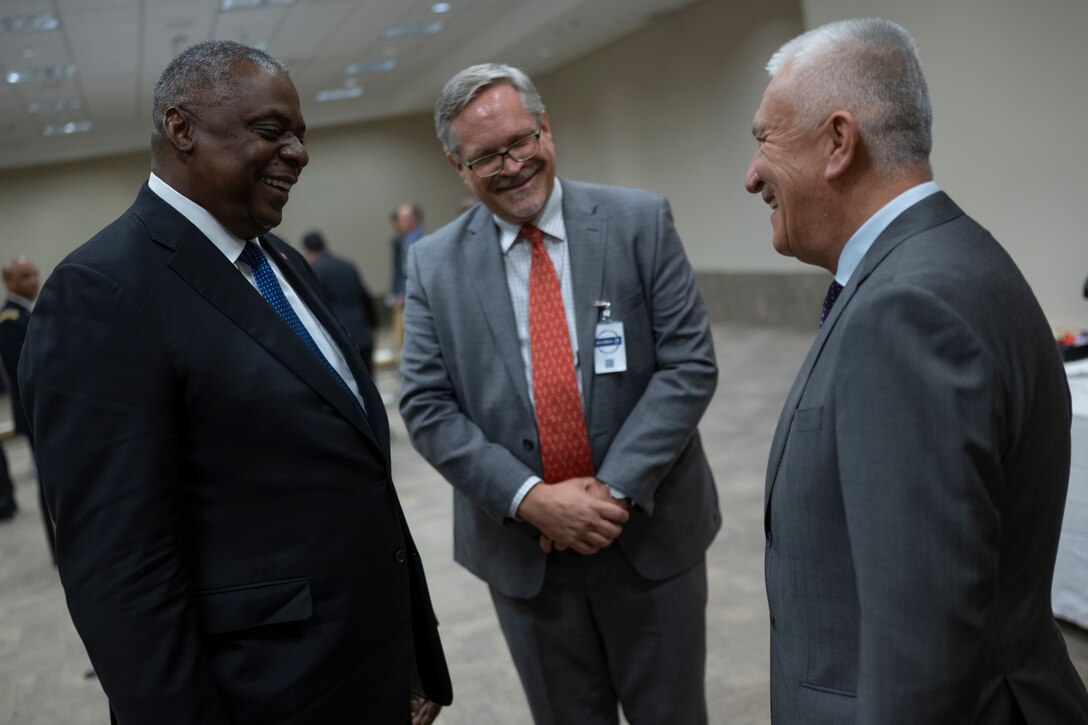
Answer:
[
  {"left": 400, "top": 242, "right": 536, "bottom": 521},
  {"left": 592, "top": 195, "right": 717, "bottom": 510},
  {"left": 836, "top": 283, "right": 1001, "bottom": 720}
]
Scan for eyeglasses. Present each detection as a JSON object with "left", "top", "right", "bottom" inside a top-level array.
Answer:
[{"left": 455, "top": 118, "right": 542, "bottom": 178}]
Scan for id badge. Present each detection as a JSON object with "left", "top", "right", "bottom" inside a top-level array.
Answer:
[{"left": 594, "top": 321, "right": 627, "bottom": 374}]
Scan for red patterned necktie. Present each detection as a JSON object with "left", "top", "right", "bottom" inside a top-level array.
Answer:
[{"left": 523, "top": 224, "right": 594, "bottom": 483}]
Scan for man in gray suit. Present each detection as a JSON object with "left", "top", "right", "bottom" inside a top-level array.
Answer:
[
  {"left": 747, "top": 18, "right": 1088, "bottom": 723},
  {"left": 400, "top": 63, "right": 719, "bottom": 724}
]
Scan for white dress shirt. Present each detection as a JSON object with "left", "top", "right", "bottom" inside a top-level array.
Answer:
[{"left": 147, "top": 173, "right": 366, "bottom": 412}]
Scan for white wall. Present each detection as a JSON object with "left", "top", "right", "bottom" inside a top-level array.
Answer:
[
  {"left": 0, "top": 115, "right": 464, "bottom": 298},
  {"left": 537, "top": 0, "right": 803, "bottom": 272},
  {"left": 0, "top": 0, "right": 1084, "bottom": 326}
]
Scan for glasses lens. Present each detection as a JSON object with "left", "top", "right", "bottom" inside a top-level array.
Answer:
[
  {"left": 471, "top": 154, "right": 504, "bottom": 178},
  {"left": 509, "top": 134, "right": 540, "bottom": 162}
]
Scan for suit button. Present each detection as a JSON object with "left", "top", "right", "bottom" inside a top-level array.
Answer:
[
  {"left": 522, "top": 439, "right": 534, "bottom": 451},
  {"left": 769, "top": 610, "right": 776, "bottom": 629},
  {"left": 394, "top": 549, "right": 406, "bottom": 564},
  {"left": 766, "top": 531, "right": 773, "bottom": 548}
]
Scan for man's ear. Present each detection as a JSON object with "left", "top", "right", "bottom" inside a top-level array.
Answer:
[
  {"left": 447, "top": 154, "right": 474, "bottom": 187},
  {"left": 162, "top": 106, "right": 194, "bottom": 154},
  {"left": 824, "top": 110, "right": 858, "bottom": 181}
]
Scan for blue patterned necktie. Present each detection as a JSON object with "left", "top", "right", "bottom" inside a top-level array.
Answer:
[
  {"left": 238, "top": 241, "right": 361, "bottom": 410},
  {"left": 819, "top": 280, "right": 844, "bottom": 328}
]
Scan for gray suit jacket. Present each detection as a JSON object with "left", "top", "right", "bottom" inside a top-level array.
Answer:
[
  {"left": 765, "top": 192, "right": 1088, "bottom": 724},
  {"left": 399, "top": 179, "right": 720, "bottom": 598}
]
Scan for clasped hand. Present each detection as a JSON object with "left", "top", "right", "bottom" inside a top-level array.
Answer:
[{"left": 516, "top": 477, "right": 630, "bottom": 555}]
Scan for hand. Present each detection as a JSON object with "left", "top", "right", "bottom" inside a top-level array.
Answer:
[
  {"left": 410, "top": 692, "right": 442, "bottom": 725},
  {"left": 519, "top": 477, "right": 629, "bottom": 555}
]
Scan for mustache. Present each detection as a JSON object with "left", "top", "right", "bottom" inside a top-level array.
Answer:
[{"left": 492, "top": 166, "right": 536, "bottom": 190}]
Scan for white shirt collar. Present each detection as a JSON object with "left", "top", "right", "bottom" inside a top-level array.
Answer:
[
  {"left": 6, "top": 294, "right": 34, "bottom": 311},
  {"left": 148, "top": 172, "right": 253, "bottom": 263},
  {"left": 495, "top": 177, "right": 567, "bottom": 253},
  {"left": 835, "top": 180, "right": 941, "bottom": 285}
]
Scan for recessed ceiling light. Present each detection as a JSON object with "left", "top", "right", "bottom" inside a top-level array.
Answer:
[
  {"left": 6, "top": 65, "right": 76, "bottom": 84},
  {"left": 29, "top": 98, "right": 83, "bottom": 113},
  {"left": 345, "top": 59, "right": 396, "bottom": 75},
  {"left": 384, "top": 21, "right": 443, "bottom": 39},
  {"left": 0, "top": 12, "right": 59, "bottom": 34},
  {"left": 43, "top": 121, "right": 92, "bottom": 137},
  {"left": 220, "top": 0, "right": 292, "bottom": 11},
  {"left": 432, "top": 3, "right": 451, "bottom": 13},
  {"left": 315, "top": 86, "right": 363, "bottom": 103}
]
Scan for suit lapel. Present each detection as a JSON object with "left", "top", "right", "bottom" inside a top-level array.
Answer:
[
  {"left": 258, "top": 236, "right": 387, "bottom": 455},
  {"left": 462, "top": 211, "right": 535, "bottom": 416},
  {"left": 763, "top": 192, "right": 965, "bottom": 521},
  {"left": 562, "top": 183, "right": 607, "bottom": 414},
  {"left": 134, "top": 188, "right": 381, "bottom": 455}
]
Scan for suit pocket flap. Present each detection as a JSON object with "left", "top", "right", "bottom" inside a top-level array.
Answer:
[
  {"left": 194, "top": 577, "right": 312, "bottom": 635},
  {"left": 791, "top": 406, "right": 823, "bottom": 432}
]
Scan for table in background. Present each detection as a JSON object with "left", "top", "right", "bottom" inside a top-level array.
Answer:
[{"left": 1054, "top": 358, "right": 1088, "bottom": 628}]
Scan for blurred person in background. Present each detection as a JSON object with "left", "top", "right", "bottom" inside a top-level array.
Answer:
[{"left": 302, "top": 230, "right": 376, "bottom": 373}]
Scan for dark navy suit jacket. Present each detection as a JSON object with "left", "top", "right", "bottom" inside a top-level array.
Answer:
[{"left": 20, "top": 184, "right": 451, "bottom": 723}]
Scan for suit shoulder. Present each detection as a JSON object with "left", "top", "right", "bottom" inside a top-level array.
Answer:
[
  {"left": 62, "top": 204, "right": 155, "bottom": 272},
  {"left": 413, "top": 206, "right": 485, "bottom": 256},
  {"left": 562, "top": 178, "right": 667, "bottom": 210}
]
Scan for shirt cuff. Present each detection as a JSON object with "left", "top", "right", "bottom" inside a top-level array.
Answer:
[{"left": 509, "top": 476, "right": 543, "bottom": 519}]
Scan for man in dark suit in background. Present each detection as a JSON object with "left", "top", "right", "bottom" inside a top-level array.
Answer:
[
  {"left": 0, "top": 256, "right": 54, "bottom": 559},
  {"left": 400, "top": 63, "right": 719, "bottom": 724},
  {"left": 747, "top": 18, "right": 1088, "bottom": 723},
  {"left": 302, "top": 230, "right": 376, "bottom": 373},
  {"left": 20, "top": 40, "right": 450, "bottom": 724}
]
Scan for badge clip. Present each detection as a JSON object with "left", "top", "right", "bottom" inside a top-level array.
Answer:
[{"left": 593, "top": 299, "right": 612, "bottom": 322}]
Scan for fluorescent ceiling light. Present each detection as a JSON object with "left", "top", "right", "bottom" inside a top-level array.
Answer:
[
  {"left": 220, "top": 0, "right": 293, "bottom": 11},
  {"left": 384, "top": 21, "right": 444, "bottom": 39},
  {"left": 432, "top": 3, "right": 451, "bottom": 13},
  {"left": 345, "top": 59, "right": 396, "bottom": 75},
  {"left": 6, "top": 65, "right": 76, "bottom": 84},
  {"left": 0, "top": 12, "right": 60, "bottom": 34},
  {"left": 315, "top": 86, "right": 363, "bottom": 103},
  {"left": 29, "top": 98, "right": 83, "bottom": 113},
  {"left": 43, "top": 121, "right": 92, "bottom": 137}
]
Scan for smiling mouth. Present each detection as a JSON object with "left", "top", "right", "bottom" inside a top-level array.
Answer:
[
  {"left": 494, "top": 167, "right": 535, "bottom": 192},
  {"left": 261, "top": 177, "right": 295, "bottom": 193}
]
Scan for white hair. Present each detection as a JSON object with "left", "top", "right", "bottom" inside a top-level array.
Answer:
[{"left": 767, "top": 18, "right": 932, "bottom": 171}]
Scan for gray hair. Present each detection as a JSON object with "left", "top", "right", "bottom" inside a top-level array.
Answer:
[
  {"left": 767, "top": 18, "right": 932, "bottom": 171},
  {"left": 434, "top": 63, "right": 545, "bottom": 155},
  {"left": 152, "top": 40, "right": 288, "bottom": 136}
]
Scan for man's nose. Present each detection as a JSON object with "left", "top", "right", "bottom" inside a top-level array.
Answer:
[
  {"left": 499, "top": 153, "right": 527, "bottom": 176},
  {"left": 283, "top": 136, "right": 309, "bottom": 168},
  {"left": 744, "top": 158, "right": 761, "bottom": 194}
]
